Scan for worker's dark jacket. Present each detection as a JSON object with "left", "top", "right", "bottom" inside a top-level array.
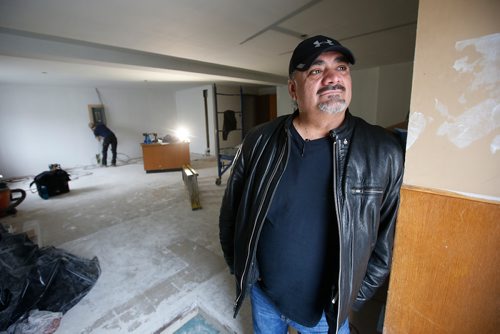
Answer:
[{"left": 219, "top": 110, "right": 404, "bottom": 333}]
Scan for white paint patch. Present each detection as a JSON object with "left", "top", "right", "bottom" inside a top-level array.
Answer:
[
  {"left": 491, "top": 135, "right": 500, "bottom": 154},
  {"left": 454, "top": 33, "right": 500, "bottom": 91},
  {"left": 436, "top": 98, "right": 499, "bottom": 148},
  {"left": 434, "top": 98, "right": 449, "bottom": 117},
  {"left": 436, "top": 33, "right": 500, "bottom": 149},
  {"left": 453, "top": 56, "right": 479, "bottom": 74},
  {"left": 458, "top": 94, "right": 467, "bottom": 104},
  {"left": 406, "top": 111, "right": 430, "bottom": 149},
  {"left": 448, "top": 188, "right": 500, "bottom": 203}
]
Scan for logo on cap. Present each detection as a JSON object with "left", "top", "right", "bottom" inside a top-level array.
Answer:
[{"left": 313, "top": 39, "right": 334, "bottom": 48}]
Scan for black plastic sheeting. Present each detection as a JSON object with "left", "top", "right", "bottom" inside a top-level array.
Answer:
[{"left": 0, "top": 225, "right": 100, "bottom": 331}]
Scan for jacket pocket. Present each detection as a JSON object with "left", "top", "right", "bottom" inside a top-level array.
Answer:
[{"left": 349, "top": 186, "right": 384, "bottom": 247}]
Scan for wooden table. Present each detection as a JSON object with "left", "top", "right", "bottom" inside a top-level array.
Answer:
[{"left": 141, "top": 142, "right": 190, "bottom": 172}]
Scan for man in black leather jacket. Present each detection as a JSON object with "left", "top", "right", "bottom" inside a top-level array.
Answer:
[{"left": 219, "top": 35, "right": 404, "bottom": 334}]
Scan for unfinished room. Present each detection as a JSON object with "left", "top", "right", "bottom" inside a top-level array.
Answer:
[{"left": 1, "top": 0, "right": 498, "bottom": 333}]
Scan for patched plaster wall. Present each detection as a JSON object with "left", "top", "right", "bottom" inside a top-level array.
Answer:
[{"left": 404, "top": 0, "right": 500, "bottom": 200}]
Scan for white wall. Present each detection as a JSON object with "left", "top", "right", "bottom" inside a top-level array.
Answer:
[
  {"left": 175, "top": 85, "right": 214, "bottom": 155},
  {"left": 0, "top": 82, "right": 197, "bottom": 178},
  {"left": 0, "top": 84, "right": 100, "bottom": 178},
  {"left": 96, "top": 84, "right": 180, "bottom": 157}
]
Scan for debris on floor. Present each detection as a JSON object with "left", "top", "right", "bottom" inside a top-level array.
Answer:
[{"left": 0, "top": 224, "right": 101, "bottom": 332}]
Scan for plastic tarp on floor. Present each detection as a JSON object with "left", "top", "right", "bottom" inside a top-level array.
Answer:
[{"left": 0, "top": 225, "right": 100, "bottom": 332}]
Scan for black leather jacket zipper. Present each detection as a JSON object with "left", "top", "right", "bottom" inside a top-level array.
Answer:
[
  {"left": 234, "top": 134, "right": 289, "bottom": 312},
  {"left": 351, "top": 188, "right": 383, "bottom": 195},
  {"left": 332, "top": 132, "right": 343, "bottom": 334}
]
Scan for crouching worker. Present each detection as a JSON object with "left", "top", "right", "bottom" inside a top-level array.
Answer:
[{"left": 89, "top": 122, "right": 118, "bottom": 167}]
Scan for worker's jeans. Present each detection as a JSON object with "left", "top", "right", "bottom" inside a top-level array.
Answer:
[
  {"left": 102, "top": 135, "right": 117, "bottom": 166},
  {"left": 251, "top": 284, "right": 350, "bottom": 334}
]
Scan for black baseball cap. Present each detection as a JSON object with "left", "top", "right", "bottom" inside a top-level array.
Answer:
[{"left": 288, "top": 35, "right": 355, "bottom": 77}]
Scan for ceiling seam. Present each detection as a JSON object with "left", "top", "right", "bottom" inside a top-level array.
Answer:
[
  {"left": 339, "top": 21, "right": 417, "bottom": 42},
  {"left": 277, "top": 21, "right": 417, "bottom": 56},
  {"left": 239, "top": 0, "right": 323, "bottom": 45}
]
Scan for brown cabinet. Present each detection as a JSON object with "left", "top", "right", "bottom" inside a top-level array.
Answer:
[{"left": 141, "top": 142, "right": 190, "bottom": 172}]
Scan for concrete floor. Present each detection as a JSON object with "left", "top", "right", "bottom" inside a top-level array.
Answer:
[
  {"left": 2, "top": 155, "right": 386, "bottom": 334},
  {"left": 2, "top": 156, "right": 252, "bottom": 333}
]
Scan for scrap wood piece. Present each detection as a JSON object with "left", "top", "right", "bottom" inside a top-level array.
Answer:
[{"left": 182, "top": 164, "right": 202, "bottom": 210}]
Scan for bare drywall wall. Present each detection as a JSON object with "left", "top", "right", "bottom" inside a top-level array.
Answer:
[
  {"left": 404, "top": 0, "right": 500, "bottom": 200},
  {"left": 175, "top": 85, "right": 215, "bottom": 155},
  {"left": 0, "top": 84, "right": 105, "bottom": 177},
  {"left": 0, "top": 83, "right": 195, "bottom": 178}
]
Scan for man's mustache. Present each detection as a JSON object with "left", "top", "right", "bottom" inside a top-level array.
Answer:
[{"left": 317, "top": 84, "right": 345, "bottom": 95}]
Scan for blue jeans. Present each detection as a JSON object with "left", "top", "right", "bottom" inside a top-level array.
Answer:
[{"left": 251, "top": 284, "right": 350, "bottom": 334}]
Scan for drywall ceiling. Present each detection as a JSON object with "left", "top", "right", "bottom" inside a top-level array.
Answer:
[{"left": 0, "top": 0, "right": 418, "bottom": 86}]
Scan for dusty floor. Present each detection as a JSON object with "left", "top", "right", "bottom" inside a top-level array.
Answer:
[
  {"left": 2, "top": 156, "right": 252, "bottom": 333},
  {"left": 1, "top": 155, "right": 386, "bottom": 334}
]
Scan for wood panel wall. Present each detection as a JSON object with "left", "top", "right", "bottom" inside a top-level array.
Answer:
[{"left": 384, "top": 186, "right": 500, "bottom": 334}]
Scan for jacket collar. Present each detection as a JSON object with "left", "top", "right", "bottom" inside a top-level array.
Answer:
[{"left": 288, "top": 108, "right": 354, "bottom": 138}]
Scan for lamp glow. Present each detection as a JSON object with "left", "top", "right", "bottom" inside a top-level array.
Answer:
[{"left": 175, "top": 127, "right": 190, "bottom": 142}]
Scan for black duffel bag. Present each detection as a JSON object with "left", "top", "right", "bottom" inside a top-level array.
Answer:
[{"left": 30, "top": 169, "right": 70, "bottom": 199}]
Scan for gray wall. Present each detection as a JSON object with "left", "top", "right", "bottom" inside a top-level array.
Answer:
[{"left": 349, "top": 61, "right": 413, "bottom": 127}]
